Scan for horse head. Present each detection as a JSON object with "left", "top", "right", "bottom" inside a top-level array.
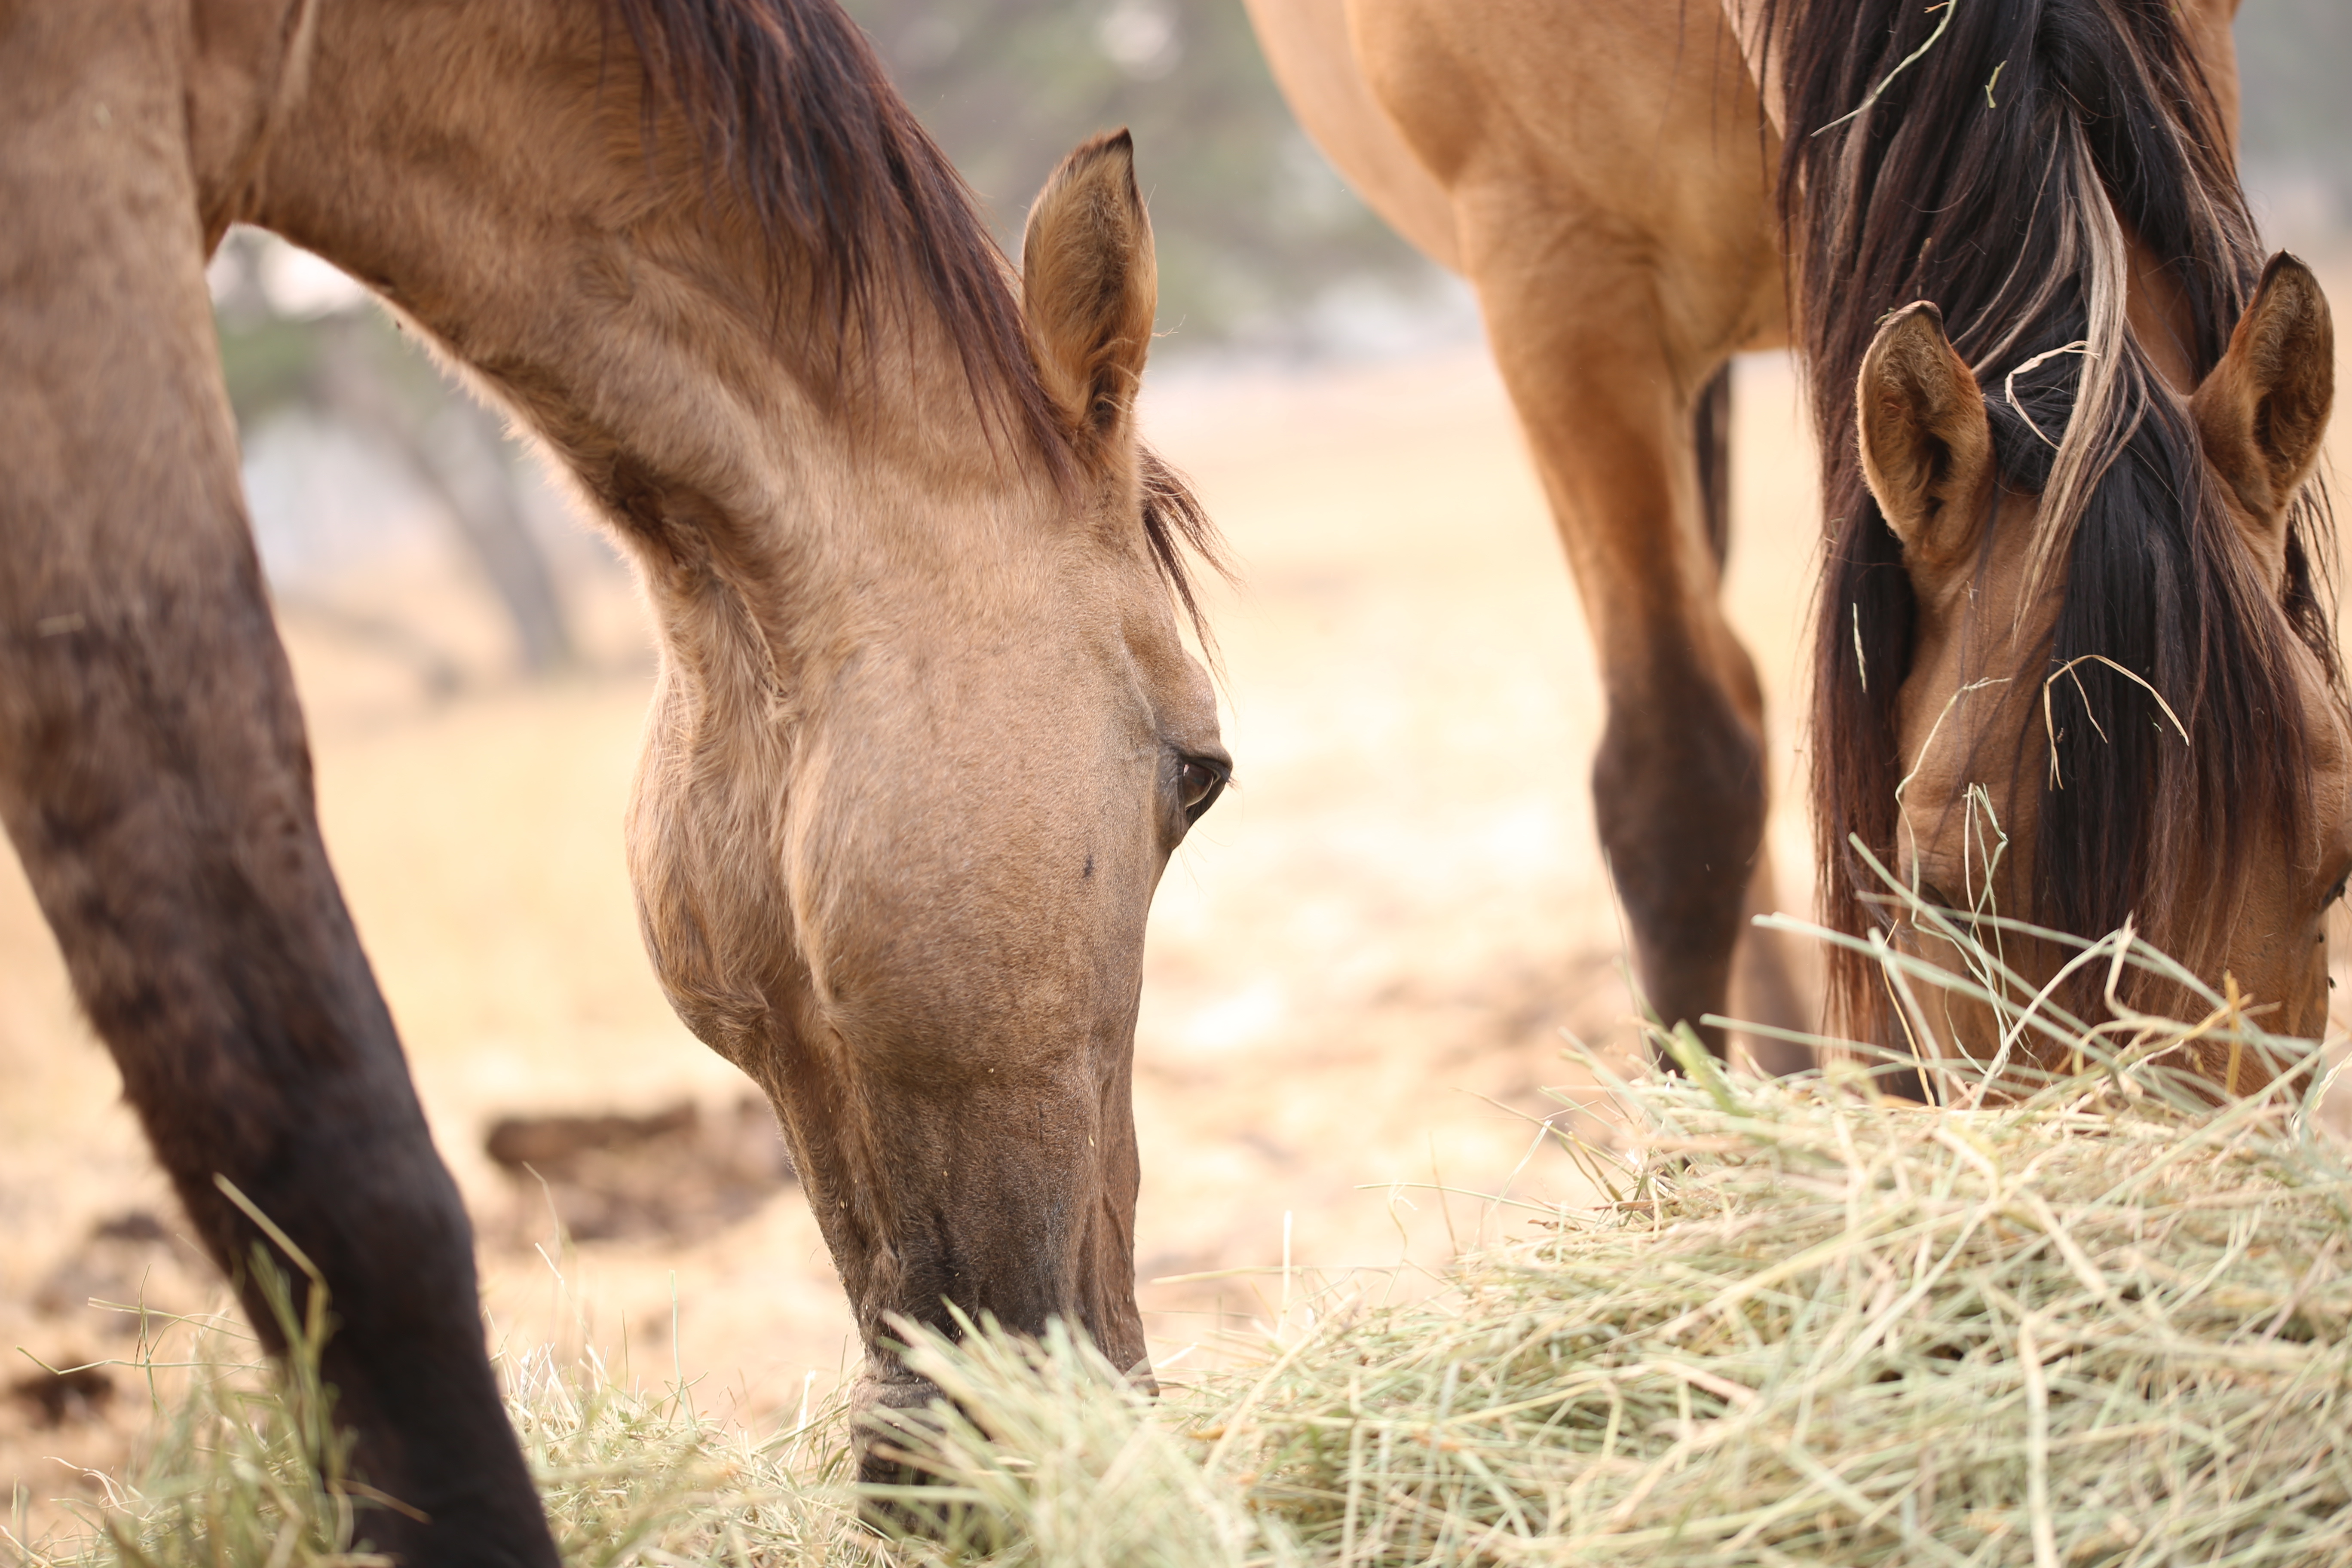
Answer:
[
  {"left": 616, "top": 132, "right": 1225, "bottom": 1460},
  {"left": 1854, "top": 257, "right": 2342, "bottom": 1079}
]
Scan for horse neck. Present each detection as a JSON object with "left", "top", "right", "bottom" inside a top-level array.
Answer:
[{"left": 242, "top": 0, "right": 1048, "bottom": 652}]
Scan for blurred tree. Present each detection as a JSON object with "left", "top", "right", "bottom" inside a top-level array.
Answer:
[
  {"left": 841, "top": 0, "right": 1435, "bottom": 351},
  {"left": 213, "top": 231, "right": 577, "bottom": 679}
]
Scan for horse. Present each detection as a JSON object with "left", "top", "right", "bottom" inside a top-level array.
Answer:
[
  {"left": 3, "top": 1, "right": 1225, "bottom": 1558},
  {"left": 1244, "top": 0, "right": 2341, "bottom": 1081}
]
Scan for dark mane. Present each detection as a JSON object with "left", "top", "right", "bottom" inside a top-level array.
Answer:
[
  {"left": 1139, "top": 448, "right": 1230, "bottom": 646},
  {"left": 600, "top": 0, "right": 1220, "bottom": 622},
  {"left": 1776, "top": 0, "right": 2340, "bottom": 1037}
]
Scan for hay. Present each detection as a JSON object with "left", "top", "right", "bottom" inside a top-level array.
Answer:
[
  {"left": 881, "top": 915, "right": 2352, "bottom": 1566},
  {"left": 9, "top": 1271, "right": 869, "bottom": 1566},
  {"left": 21, "top": 914, "right": 2352, "bottom": 1566},
  {"left": 864, "top": 1037, "right": 2352, "bottom": 1566},
  {"left": 1172, "top": 1057, "right": 2352, "bottom": 1565}
]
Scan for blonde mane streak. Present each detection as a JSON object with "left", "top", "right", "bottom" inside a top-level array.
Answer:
[{"left": 2016, "top": 129, "right": 2137, "bottom": 599}]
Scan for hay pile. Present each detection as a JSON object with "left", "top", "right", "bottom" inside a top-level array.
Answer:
[
  {"left": 1173, "top": 1057, "right": 2352, "bottom": 1565},
  {"left": 24, "top": 921, "right": 2352, "bottom": 1567},
  {"left": 886, "top": 922, "right": 2352, "bottom": 1567}
]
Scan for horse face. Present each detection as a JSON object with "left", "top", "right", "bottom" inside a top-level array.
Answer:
[
  {"left": 1859, "top": 265, "right": 2343, "bottom": 1077},
  {"left": 625, "top": 132, "right": 1221, "bottom": 1467}
]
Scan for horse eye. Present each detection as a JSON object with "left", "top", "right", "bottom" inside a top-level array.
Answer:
[{"left": 1175, "top": 757, "right": 1228, "bottom": 824}]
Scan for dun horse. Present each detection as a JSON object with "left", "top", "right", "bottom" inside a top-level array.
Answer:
[
  {"left": 1247, "top": 0, "right": 2341, "bottom": 1076},
  {"left": 5, "top": 0, "right": 1223, "bottom": 1558}
]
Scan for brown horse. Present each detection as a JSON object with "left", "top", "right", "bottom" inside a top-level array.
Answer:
[
  {"left": 3, "top": 0, "right": 1222, "bottom": 1558},
  {"left": 1247, "top": 0, "right": 2341, "bottom": 1077}
]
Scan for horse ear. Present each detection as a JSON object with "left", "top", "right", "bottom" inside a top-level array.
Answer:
[
  {"left": 1023, "top": 130, "right": 1157, "bottom": 454},
  {"left": 1856, "top": 301, "right": 1994, "bottom": 591},
  {"left": 2193, "top": 253, "right": 2333, "bottom": 591}
]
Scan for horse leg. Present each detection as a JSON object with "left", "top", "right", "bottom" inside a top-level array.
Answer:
[
  {"left": 0, "top": 18, "right": 553, "bottom": 1563},
  {"left": 1694, "top": 365, "right": 1816, "bottom": 1074},
  {"left": 1473, "top": 259, "right": 1781, "bottom": 1064}
]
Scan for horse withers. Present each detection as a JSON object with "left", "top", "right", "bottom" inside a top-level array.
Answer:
[
  {"left": 1247, "top": 0, "right": 2342, "bottom": 1078},
  {"left": 3, "top": 0, "right": 1223, "bottom": 1557}
]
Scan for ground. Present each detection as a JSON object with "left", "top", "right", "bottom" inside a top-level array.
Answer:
[{"left": 2, "top": 248, "right": 2346, "bottom": 1542}]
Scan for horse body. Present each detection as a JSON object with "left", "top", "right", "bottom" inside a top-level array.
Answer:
[
  {"left": 1253, "top": 0, "right": 2340, "bottom": 1071},
  {"left": 6, "top": 0, "right": 1222, "bottom": 1554}
]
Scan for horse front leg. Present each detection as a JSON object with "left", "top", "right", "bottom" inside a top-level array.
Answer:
[
  {"left": 1472, "top": 248, "right": 1806, "bottom": 1068},
  {"left": 0, "top": 15, "right": 554, "bottom": 1562}
]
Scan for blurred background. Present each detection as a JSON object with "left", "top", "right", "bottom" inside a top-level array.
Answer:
[{"left": 0, "top": 0, "right": 2345, "bottom": 1534}]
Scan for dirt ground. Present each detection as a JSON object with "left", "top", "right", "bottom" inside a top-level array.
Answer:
[{"left": 3, "top": 248, "right": 2348, "bottom": 1539}]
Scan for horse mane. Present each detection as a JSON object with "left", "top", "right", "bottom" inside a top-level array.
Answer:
[
  {"left": 1775, "top": 0, "right": 2340, "bottom": 1039},
  {"left": 599, "top": 0, "right": 1220, "bottom": 625}
]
